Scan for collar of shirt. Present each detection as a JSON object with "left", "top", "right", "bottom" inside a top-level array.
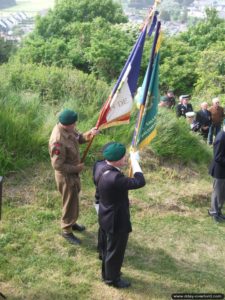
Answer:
[
  {"left": 106, "top": 161, "right": 121, "bottom": 171},
  {"left": 58, "top": 123, "right": 80, "bottom": 140}
]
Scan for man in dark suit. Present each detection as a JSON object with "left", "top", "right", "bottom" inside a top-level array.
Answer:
[
  {"left": 176, "top": 95, "right": 193, "bottom": 118},
  {"left": 93, "top": 158, "right": 106, "bottom": 259},
  {"left": 97, "top": 142, "right": 145, "bottom": 288},
  {"left": 93, "top": 142, "right": 114, "bottom": 259},
  {"left": 196, "top": 102, "right": 212, "bottom": 140},
  {"left": 208, "top": 123, "right": 225, "bottom": 222}
]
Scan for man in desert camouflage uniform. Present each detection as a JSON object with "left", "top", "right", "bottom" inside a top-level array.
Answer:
[{"left": 49, "top": 109, "right": 98, "bottom": 245}]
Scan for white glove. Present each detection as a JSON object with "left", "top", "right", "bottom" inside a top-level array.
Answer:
[
  {"left": 130, "top": 150, "right": 140, "bottom": 162},
  {"left": 130, "top": 150, "right": 143, "bottom": 174},
  {"left": 94, "top": 203, "right": 99, "bottom": 214}
]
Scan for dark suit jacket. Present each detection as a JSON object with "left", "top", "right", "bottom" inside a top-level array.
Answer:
[
  {"left": 209, "top": 130, "right": 225, "bottom": 179},
  {"left": 98, "top": 165, "right": 145, "bottom": 234},
  {"left": 176, "top": 103, "right": 193, "bottom": 117},
  {"left": 93, "top": 160, "right": 107, "bottom": 204},
  {"left": 196, "top": 110, "right": 212, "bottom": 127}
]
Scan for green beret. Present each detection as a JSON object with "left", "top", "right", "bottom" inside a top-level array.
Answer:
[
  {"left": 160, "top": 96, "right": 168, "bottom": 102},
  {"left": 59, "top": 109, "right": 78, "bottom": 125},
  {"left": 103, "top": 142, "right": 126, "bottom": 161}
]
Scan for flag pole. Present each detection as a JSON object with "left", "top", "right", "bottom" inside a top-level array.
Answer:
[{"left": 81, "top": 95, "right": 112, "bottom": 162}]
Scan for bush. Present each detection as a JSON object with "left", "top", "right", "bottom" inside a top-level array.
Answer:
[
  {"left": 0, "top": 92, "right": 47, "bottom": 174},
  {"left": 1, "top": 61, "right": 110, "bottom": 105},
  {"left": 150, "top": 108, "right": 213, "bottom": 165}
]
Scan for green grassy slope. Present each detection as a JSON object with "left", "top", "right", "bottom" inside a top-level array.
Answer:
[{"left": 0, "top": 152, "right": 224, "bottom": 300}]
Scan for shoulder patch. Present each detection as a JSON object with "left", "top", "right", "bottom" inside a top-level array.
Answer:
[{"left": 52, "top": 142, "right": 61, "bottom": 156}]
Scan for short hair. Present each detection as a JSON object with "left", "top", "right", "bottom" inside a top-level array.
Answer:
[
  {"left": 212, "top": 97, "right": 219, "bottom": 104},
  {"left": 201, "top": 102, "right": 208, "bottom": 108}
]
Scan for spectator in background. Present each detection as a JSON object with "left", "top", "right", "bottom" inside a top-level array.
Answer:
[
  {"left": 196, "top": 102, "right": 212, "bottom": 141},
  {"left": 208, "top": 97, "right": 224, "bottom": 145},
  {"left": 166, "top": 90, "right": 176, "bottom": 108},
  {"left": 176, "top": 95, "right": 193, "bottom": 118},
  {"left": 159, "top": 90, "right": 176, "bottom": 109},
  {"left": 186, "top": 111, "right": 201, "bottom": 132}
]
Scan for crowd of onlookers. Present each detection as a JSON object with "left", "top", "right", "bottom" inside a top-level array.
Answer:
[{"left": 159, "top": 91, "right": 225, "bottom": 144}]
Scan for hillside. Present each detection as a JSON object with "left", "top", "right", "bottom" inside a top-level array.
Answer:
[{"left": 1, "top": 150, "right": 224, "bottom": 299}]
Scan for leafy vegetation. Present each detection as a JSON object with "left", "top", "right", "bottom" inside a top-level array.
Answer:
[
  {"left": 0, "top": 37, "right": 16, "bottom": 64},
  {"left": 151, "top": 109, "right": 212, "bottom": 164},
  {"left": 159, "top": 8, "right": 225, "bottom": 99},
  {"left": 17, "top": 0, "right": 133, "bottom": 83}
]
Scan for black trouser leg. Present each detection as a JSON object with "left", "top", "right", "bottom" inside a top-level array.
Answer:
[
  {"left": 101, "top": 229, "right": 107, "bottom": 280},
  {"left": 97, "top": 227, "right": 106, "bottom": 260},
  {"left": 102, "top": 231, "right": 129, "bottom": 283}
]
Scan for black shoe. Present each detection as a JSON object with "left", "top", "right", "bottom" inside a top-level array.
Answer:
[
  {"left": 218, "top": 212, "right": 225, "bottom": 219},
  {"left": 62, "top": 232, "right": 81, "bottom": 245},
  {"left": 105, "top": 278, "right": 131, "bottom": 289},
  {"left": 213, "top": 215, "right": 224, "bottom": 223},
  {"left": 112, "top": 279, "right": 131, "bottom": 289},
  {"left": 72, "top": 223, "right": 86, "bottom": 232}
]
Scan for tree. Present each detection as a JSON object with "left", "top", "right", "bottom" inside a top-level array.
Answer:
[
  {"left": 194, "top": 42, "right": 225, "bottom": 97},
  {"left": 180, "top": 8, "right": 225, "bottom": 50},
  {"left": 35, "top": 0, "right": 127, "bottom": 38},
  {"left": 18, "top": 0, "right": 132, "bottom": 82},
  {"left": 0, "top": 37, "right": 16, "bottom": 64},
  {"left": 84, "top": 19, "right": 135, "bottom": 82},
  {"left": 159, "top": 8, "right": 225, "bottom": 97},
  {"left": 159, "top": 38, "right": 198, "bottom": 95}
]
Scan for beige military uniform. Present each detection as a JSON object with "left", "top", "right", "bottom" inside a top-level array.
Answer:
[{"left": 49, "top": 123, "right": 91, "bottom": 233}]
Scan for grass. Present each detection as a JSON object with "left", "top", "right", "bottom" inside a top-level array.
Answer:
[{"left": 1, "top": 150, "right": 224, "bottom": 300}]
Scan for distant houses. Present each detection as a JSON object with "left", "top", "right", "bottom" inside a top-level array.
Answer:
[
  {"left": 0, "top": 12, "right": 33, "bottom": 41},
  {"left": 188, "top": 0, "right": 225, "bottom": 19}
]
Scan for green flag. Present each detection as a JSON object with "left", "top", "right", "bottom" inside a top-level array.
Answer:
[{"left": 136, "top": 51, "right": 160, "bottom": 148}]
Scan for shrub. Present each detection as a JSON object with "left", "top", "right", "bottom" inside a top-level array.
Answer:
[{"left": 150, "top": 108, "right": 213, "bottom": 165}]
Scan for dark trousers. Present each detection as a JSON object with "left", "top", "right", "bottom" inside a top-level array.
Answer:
[
  {"left": 97, "top": 227, "right": 106, "bottom": 260},
  {"left": 101, "top": 230, "right": 129, "bottom": 283},
  {"left": 208, "top": 124, "right": 221, "bottom": 144},
  {"left": 210, "top": 178, "right": 225, "bottom": 215},
  {"left": 201, "top": 128, "right": 209, "bottom": 140}
]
